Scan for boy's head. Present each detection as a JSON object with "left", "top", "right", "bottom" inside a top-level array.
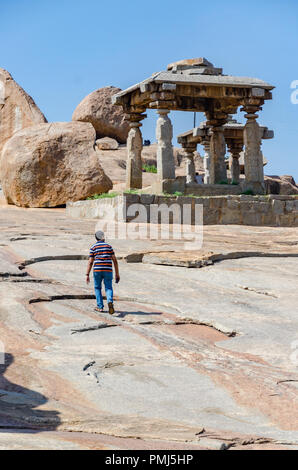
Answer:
[{"left": 95, "top": 230, "right": 105, "bottom": 241}]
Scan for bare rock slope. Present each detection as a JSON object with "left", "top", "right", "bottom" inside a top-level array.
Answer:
[{"left": 0, "top": 206, "right": 297, "bottom": 450}]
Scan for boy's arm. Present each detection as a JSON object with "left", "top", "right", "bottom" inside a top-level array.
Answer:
[
  {"left": 86, "top": 258, "right": 94, "bottom": 284},
  {"left": 112, "top": 255, "right": 120, "bottom": 283}
]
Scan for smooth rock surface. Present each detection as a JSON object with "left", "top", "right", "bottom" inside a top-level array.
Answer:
[
  {"left": 96, "top": 137, "right": 119, "bottom": 150},
  {"left": 72, "top": 86, "right": 129, "bottom": 144},
  {"left": 0, "top": 68, "right": 47, "bottom": 157},
  {"left": 0, "top": 122, "right": 112, "bottom": 207},
  {"left": 0, "top": 204, "right": 297, "bottom": 450}
]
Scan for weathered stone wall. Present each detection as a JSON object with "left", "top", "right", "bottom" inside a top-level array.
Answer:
[
  {"left": 67, "top": 194, "right": 298, "bottom": 227},
  {"left": 185, "top": 183, "right": 242, "bottom": 196}
]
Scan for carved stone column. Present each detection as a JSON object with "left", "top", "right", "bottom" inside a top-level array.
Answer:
[
  {"left": 230, "top": 156, "right": 240, "bottom": 183},
  {"left": 227, "top": 142, "right": 243, "bottom": 184},
  {"left": 184, "top": 145, "right": 197, "bottom": 184},
  {"left": 209, "top": 126, "right": 227, "bottom": 184},
  {"left": 126, "top": 114, "right": 144, "bottom": 190},
  {"left": 156, "top": 110, "right": 175, "bottom": 181},
  {"left": 202, "top": 140, "right": 211, "bottom": 184},
  {"left": 241, "top": 105, "right": 265, "bottom": 193}
]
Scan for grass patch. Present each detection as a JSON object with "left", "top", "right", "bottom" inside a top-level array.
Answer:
[
  {"left": 219, "top": 180, "right": 229, "bottom": 185},
  {"left": 162, "top": 191, "right": 184, "bottom": 197},
  {"left": 124, "top": 189, "right": 140, "bottom": 195},
  {"left": 87, "top": 192, "right": 118, "bottom": 200},
  {"left": 142, "top": 164, "right": 157, "bottom": 173},
  {"left": 241, "top": 189, "right": 254, "bottom": 196}
]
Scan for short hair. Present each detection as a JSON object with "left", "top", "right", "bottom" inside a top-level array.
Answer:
[{"left": 95, "top": 230, "right": 105, "bottom": 241}]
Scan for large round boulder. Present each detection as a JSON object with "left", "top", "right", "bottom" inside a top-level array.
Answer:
[
  {"left": 0, "top": 122, "right": 112, "bottom": 207},
  {"left": 72, "top": 86, "right": 129, "bottom": 144}
]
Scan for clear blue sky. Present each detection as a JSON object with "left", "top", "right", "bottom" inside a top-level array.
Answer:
[{"left": 1, "top": 0, "right": 298, "bottom": 179}]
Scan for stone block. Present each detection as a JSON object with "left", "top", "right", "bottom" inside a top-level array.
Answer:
[
  {"left": 176, "top": 196, "right": 193, "bottom": 206},
  {"left": 261, "top": 213, "right": 276, "bottom": 226},
  {"left": 194, "top": 198, "right": 210, "bottom": 208},
  {"left": 279, "top": 214, "right": 298, "bottom": 227},
  {"left": 242, "top": 212, "right": 262, "bottom": 226},
  {"left": 140, "top": 194, "right": 155, "bottom": 205},
  {"left": 239, "top": 195, "right": 255, "bottom": 202},
  {"left": 251, "top": 87, "right": 265, "bottom": 97},
  {"left": 240, "top": 201, "right": 257, "bottom": 213},
  {"left": 255, "top": 202, "right": 270, "bottom": 213},
  {"left": 285, "top": 200, "right": 298, "bottom": 213},
  {"left": 272, "top": 199, "right": 285, "bottom": 215},
  {"left": 123, "top": 193, "right": 140, "bottom": 204},
  {"left": 156, "top": 196, "right": 172, "bottom": 205},
  {"left": 161, "top": 177, "right": 186, "bottom": 194},
  {"left": 227, "top": 198, "right": 240, "bottom": 211},
  {"left": 269, "top": 195, "right": 294, "bottom": 201},
  {"left": 203, "top": 209, "right": 220, "bottom": 225},
  {"left": 209, "top": 197, "right": 226, "bottom": 209},
  {"left": 220, "top": 209, "right": 241, "bottom": 225}
]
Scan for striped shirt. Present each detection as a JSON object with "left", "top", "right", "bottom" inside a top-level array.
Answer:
[{"left": 89, "top": 241, "right": 115, "bottom": 273}]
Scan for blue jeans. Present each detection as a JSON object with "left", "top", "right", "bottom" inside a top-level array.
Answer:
[{"left": 93, "top": 271, "right": 113, "bottom": 309}]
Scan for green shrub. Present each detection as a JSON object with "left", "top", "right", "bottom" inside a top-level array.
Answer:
[
  {"left": 162, "top": 191, "right": 184, "bottom": 197},
  {"left": 124, "top": 189, "right": 140, "bottom": 195},
  {"left": 87, "top": 192, "right": 118, "bottom": 200},
  {"left": 241, "top": 189, "right": 254, "bottom": 196},
  {"left": 142, "top": 164, "right": 157, "bottom": 173}
]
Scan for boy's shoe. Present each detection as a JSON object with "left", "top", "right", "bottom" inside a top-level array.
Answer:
[
  {"left": 108, "top": 302, "right": 115, "bottom": 315},
  {"left": 95, "top": 307, "right": 104, "bottom": 313}
]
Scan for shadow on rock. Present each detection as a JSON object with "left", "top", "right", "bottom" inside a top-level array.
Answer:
[
  {"left": 0, "top": 353, "right": 61, "bottom": 432},
  {"left": 116, "top": 310, "right": 163, "bottom": 319}
]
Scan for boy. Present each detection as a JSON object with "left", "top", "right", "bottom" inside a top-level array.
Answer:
[{"left": 86, "top": 230, "right": 120, "bottom": 314}]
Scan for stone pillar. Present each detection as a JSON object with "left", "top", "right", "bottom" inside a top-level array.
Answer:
[
  {"left": 227, "top": 142, "right": 243, "bottom": 184},
  {"left": 184, "top": 146, "right": 196, "bottom": 184},
  {"left": 209, "top": 126, "right": 227, "bottom": 184},
  {"left": 202, "top": 140, "right": 211, "bottom": 184},
  {"left": 126, "top": 119, "right": 143, "bottom": 190},
  {"left": 242, "top": 107, "right": 265, "bottom": 193},
  {"left": 156, "top": 110, "right": 175, "bottom": 181},
  {"left": 230, "top": 156, "right": 240, "bottom": 183}
]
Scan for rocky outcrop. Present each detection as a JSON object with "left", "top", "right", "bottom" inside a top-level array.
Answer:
[
  {"left": 96, "top": 137, "right": 119, "bottom": 150},
  {"left": 72, "top": 86, "right": 129, "bottom": 144},
  {"left": 265, "top": 175, "right": 298, "bottom": 195},
  {"left": 0, "top": 68, "right": 47, "bottom": 156},
  {"left": 0, "top": 122, "right": 112, "bottom": 207}
]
